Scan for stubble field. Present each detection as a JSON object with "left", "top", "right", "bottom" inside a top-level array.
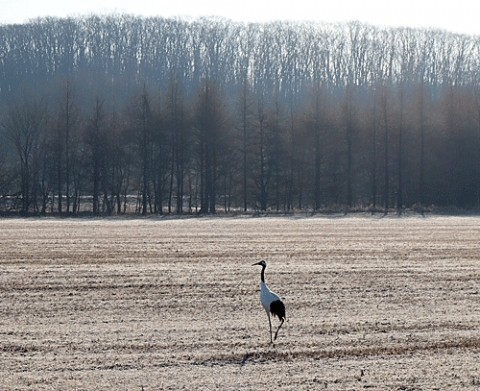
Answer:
[{"left": 1, "top": 215, "right": 480, "bottom": 390}]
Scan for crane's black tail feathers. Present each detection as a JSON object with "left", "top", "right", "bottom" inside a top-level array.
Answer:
[{"left": 270, "top": 300, "right": 286, "bottom": 321}]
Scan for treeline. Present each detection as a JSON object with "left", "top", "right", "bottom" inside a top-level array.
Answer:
[{"left": 1, "top": 15, "right": 480, "bottom": 215}]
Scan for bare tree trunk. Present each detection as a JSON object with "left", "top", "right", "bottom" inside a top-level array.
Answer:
[
  {"left": 397, "top": 84, "right": 405, "bottom": 215},
  {"left": 382, "top": 86, "right": 390, "bottom": 214},
  {"left": 371, "top": 89, "right": 379, "bottom": 211}
]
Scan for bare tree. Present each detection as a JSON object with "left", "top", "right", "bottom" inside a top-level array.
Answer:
[
  {"left": 52, "top": 80, "right": 79, "bottom": 214},
  {"left": 165, "top": 76, "right": 190, "bottom": 214},
  {"left": 84, "top": 97, "right": 106, "bottom": 215},
  {"left": 2, "top": 98, "right": 46, "bottom": 213},
  {"left": 135, "top": 86, "right": 154, "bottom": 215},
  {"left": 194, "top": 79, "right": 228, "bottom": 214}
]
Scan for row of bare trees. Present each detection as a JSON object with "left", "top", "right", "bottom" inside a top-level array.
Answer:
[{"left": 1, "top": 16, "right": 480, "bottom": 215}]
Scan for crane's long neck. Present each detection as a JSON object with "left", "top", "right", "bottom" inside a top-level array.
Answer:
[{"left": 260, "top": 265, "right": 266, "bottom": 283}]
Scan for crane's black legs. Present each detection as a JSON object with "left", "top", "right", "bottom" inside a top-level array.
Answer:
[
  {"left": 266, "top": 310, "right": 273, "bottom": 343},
  {"left": 266, "top": 311, "right": 285, "bottom": 343},
  {"left": 274, "top": 318, "right": 284, "bottom": 341}
]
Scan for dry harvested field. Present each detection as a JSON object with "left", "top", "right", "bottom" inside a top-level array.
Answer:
[{"left": 1, "top": 216, "right": 480, "bottom": 390}]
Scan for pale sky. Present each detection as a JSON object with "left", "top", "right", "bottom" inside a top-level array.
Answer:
[{"left": 1, "top": 0, "right": 480, "bottom": 36}]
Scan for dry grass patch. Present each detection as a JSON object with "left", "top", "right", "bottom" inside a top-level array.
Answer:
[{"left": 1, "top": 216, "right": 480, "bottom": 390}]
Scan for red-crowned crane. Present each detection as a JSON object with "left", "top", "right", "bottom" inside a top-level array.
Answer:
[{"left": 252, "top": 260, "right": 286, "bottom": 343}]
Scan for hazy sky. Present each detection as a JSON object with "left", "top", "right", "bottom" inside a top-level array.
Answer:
[{"left": 1, "top": 0, "right": 480, "bottom": 35}]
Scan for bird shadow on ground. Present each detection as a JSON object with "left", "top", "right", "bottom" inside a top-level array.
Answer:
[
  {"left": 239, "top": 346, "right": 289, "bottom": 365},
  {"left": 195, "top": 344, "right": 294, "bottom": 367},
  {"left": 196, "top": 334, "right": 480, "bottom": 368}
]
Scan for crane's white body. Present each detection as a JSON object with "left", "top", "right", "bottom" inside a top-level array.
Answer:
[
  {"left": 253, "top": 260, "right": 286, "bottom": 343},
  {"left": 259, "top": 281, "right": 281, "bottom": 312}
]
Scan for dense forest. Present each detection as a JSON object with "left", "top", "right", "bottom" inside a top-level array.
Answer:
[{"left": 1, "top": 15, "right": 480, "bottom": 215}]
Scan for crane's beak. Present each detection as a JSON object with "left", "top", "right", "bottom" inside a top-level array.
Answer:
[{"left": 252, "top": 261, "right": 262, "bottom": 266}]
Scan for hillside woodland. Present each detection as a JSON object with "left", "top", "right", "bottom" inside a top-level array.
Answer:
[{"left": 1, "top": 16, "right": 480, "bottom": 214}]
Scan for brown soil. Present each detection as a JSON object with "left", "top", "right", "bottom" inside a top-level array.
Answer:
[{"left": 1, "top": 216, "right": 480, "bottom": 390}]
